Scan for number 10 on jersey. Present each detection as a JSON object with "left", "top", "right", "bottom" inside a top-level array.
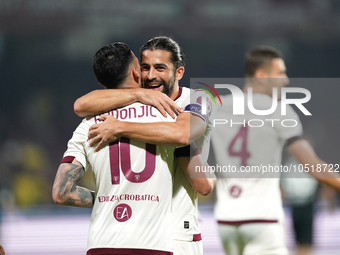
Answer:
[{"left": 109, "top": 138, "right": 156, "bottom": 184}]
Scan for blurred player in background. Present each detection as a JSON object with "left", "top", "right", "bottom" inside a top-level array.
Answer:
[
  {"left": 211, "top": 45, "right": 340, "bottom": 255},
  {"left": 53, "top": 42, "right": 207, "bottom": 254},
  {"left": 73, "top": 36, "right": 216, "bottom": 255}
]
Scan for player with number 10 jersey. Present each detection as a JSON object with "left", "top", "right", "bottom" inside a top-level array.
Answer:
[{"left": 62, "top": 102, "right": 176, "bottom": 254}]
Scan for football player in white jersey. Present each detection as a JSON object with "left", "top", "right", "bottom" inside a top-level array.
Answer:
[
  {"left": 211, "top": 45, "right": 340, "bottom": 255},
  {"left": 73, "top": 36, "right": 216, "bottom": 255},
  {"left": 52, "top": 42, "right": 210, "bottom": 255}
]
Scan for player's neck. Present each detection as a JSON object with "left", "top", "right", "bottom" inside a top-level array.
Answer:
[
  {"left": 120, "top": 76, "right": 140, "bottom": 89},
  {"left": 169, "top": 83, "right": 180, "bottom": 101}
]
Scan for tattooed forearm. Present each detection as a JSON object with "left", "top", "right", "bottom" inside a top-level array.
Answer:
[{"left": 52, "top": 163, "right": 95, "bottom": 208}]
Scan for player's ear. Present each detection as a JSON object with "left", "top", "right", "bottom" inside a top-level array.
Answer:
[
  {"left": 254, "top": 68, "right": 268, "bottom": 78},
  {"left": 132, "top": 67, "right": 140, "bottom": 83},
  {"left": 175, "top": 66, "right": 185, "bottom": 81}
]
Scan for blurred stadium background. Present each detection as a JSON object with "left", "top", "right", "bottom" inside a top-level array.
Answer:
[{"left": 1, "top": 0, "right": 340, "bottom": 254}]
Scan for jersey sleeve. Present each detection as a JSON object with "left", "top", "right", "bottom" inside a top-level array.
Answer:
[
  {"left": 61, "top": 119, "right": 90, "bottom": 170},
  {"left": 181, "top": 89, "right": 214, "bottom": 125},
  {"left": 274, "top": 104, "right": 303, "bottom": 141}
]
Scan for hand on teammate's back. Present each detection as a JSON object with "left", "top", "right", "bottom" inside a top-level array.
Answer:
[
  {"left": 136, "top": 89, "right": 183, "bottom": 118},
  {"left": 88, "top": 115, "right": 121, "bottom": 152}
]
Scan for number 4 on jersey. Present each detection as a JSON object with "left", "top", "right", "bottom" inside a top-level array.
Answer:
[{"left": 228, "top": 124, "right": 250, "bottom": 167}]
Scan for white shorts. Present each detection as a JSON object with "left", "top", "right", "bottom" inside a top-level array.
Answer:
[
  {"left": 173, "top": 239, "right": 203, "bottom": 255},
  {"left": 218, "top": 221, "right": 288, "bottom": 255}
]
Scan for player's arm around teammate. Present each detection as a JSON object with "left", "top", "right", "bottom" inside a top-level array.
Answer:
[
  {"left": 74, "top": 90, "right": 215, "bottom": 196},
  {"left": 84, "top": 112, "right": 216, "bottom": 196},
  {"left": 52, "top": 158, "right": 95, "bottom": 208},
  {"left": 74, "top": 88, "right": 182, "bottom": 119},
  {"left": 73, "top": 84, "right": 215, "bottom": 197},
  {"left": 87, "top": 112, "right": 206, "bottom": 151}
]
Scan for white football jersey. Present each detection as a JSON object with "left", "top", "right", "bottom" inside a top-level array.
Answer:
[
  {"left": 172, "top": 87, "right": 212, "bottom": 241},
  {"left": 211, "top": 93, "right": 303, "bottom": 222},
  {"left": 62, "top": 103, "right": 175, "bottom": 253}
]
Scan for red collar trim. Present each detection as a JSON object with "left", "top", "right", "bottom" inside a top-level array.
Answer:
[{"left": 174, "top": 86, "right": 183, "bottom": 101}]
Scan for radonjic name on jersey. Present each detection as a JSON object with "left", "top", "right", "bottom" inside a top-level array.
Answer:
[{"left": 94, "top": 105, "right": 159, "bottom": 123}]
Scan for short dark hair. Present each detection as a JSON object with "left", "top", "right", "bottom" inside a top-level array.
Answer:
[
  {"left": 140, "top": 36, "right": 185, "bottom": 70},
  {"left": 245, "top": 45, "right": 283, "bottom": 77},
  {"left": 93, "top": 42, "right": 134, "bottom": 89}
]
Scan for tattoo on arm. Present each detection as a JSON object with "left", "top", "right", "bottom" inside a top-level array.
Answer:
[{"left": 53, "top": 163, "right": 95, "bottom": 208}]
